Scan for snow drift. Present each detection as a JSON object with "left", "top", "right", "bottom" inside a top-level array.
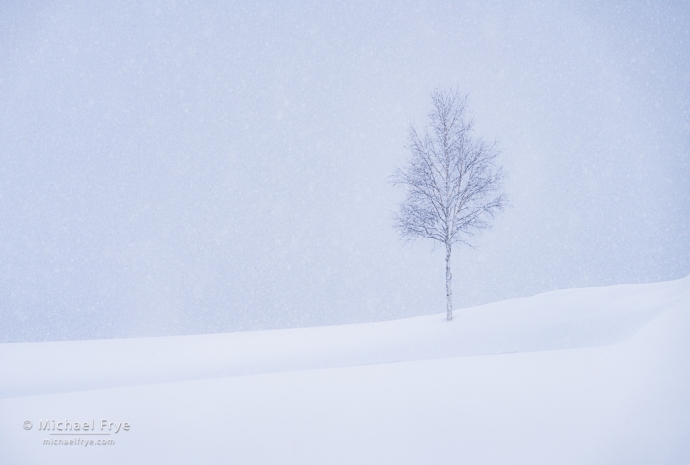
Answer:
[{"left": 1, "top": 277, "right": 689, "bottom": 464}]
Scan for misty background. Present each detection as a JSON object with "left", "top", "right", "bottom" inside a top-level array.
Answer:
[{"left": 1, "top": 1, "right": 688, "bottom": 342}]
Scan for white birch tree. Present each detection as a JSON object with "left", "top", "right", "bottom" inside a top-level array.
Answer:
[{"left": 392, "top": 89, "right": 506, "bottom": 321}]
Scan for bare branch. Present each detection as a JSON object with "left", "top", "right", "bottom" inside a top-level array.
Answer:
[
  {"left": 391, "top": 88, "right": 507, "bottom": 320},
  {"left": 392, "top": 89, "right": 506, "bottom": 248}
]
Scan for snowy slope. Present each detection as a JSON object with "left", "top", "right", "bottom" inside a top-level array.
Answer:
[
  {"left": 1, "top": 277, "right": 687, "bottom": 399},
  {"left": 1, "top": 277, "right": 689, "bottom": 464}
]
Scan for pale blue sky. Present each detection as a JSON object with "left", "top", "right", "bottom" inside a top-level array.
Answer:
[{"left": 1, "top": 1, "right": 688, "bottom": 341}]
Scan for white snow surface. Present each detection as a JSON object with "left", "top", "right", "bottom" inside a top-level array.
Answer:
[{"left": 1, "top": 277, "right": 689, "bottom": 464}]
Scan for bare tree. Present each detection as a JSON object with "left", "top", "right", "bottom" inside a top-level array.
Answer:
[{"left": 392, "top": 89, "right": 506, "bottom": 321}]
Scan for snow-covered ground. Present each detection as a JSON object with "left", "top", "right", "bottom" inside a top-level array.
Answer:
[{"left": 1, "top": 277, "right": 689, "bottom": 464}]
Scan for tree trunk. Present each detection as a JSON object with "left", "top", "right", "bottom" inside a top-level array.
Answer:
[{"left": 445, "top": 241, "right": 452, "bottom": 321}]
